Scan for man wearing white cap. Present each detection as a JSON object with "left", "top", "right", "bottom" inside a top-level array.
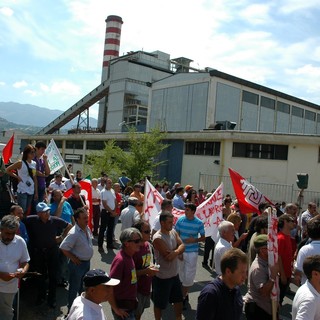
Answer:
[{"left": 67, "top": 269, "right": 120, "bottom": 320}]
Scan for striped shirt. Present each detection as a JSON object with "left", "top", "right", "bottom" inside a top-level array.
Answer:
[{"left": 175, "top": 215, "right": 205, "bottom": 252}]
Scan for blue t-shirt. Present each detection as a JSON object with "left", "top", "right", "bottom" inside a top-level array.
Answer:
[
  {"left": 50, "top": 201, "right": 73, "bottom": 223},
  {"left": 175, "top": 215, "right": 205, "bottom": 252}
]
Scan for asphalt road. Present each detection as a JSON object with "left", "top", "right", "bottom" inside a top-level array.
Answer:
[{"left": 20, "top": 222, "right": 294, "bottom": 320}]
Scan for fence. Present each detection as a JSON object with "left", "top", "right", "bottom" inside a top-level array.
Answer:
[{"left": 199, "top": 173, "right": 320, "bottom": 210}]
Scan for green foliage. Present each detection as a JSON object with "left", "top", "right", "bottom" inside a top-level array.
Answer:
[{"left": 84, "top": 128, "right": 168, "bottom": 183}]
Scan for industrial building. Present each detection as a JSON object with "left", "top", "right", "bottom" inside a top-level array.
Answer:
[{"left": 23, "top": 15, "right": 320, "bottom": 205}]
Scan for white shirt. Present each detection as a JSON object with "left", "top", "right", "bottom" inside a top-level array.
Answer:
[
  {"left": 49, "top": 181, "right": 67, "bottom": 191},
  {"left": 292, "top": 280, "right": 320, "bottom": 320},
  {"left": 120, "top": 205, "right": 140, "bottom": 230},
  {"left": 0, "top": 235, "right": 30, "bottom": 293},
  {"left": 17, "top": 160, "right": 36, "bottom": 194},
  {"left": 67, "top": 293, "right": 106, "bottom": 320},
  {"left": 296, "top": 240, "right": 320, "bottom": 284},
  {"left": 91, "top": 187, "right": 101, "bottom": 205},
  {"left": 100, "top": 188, "right": 116, "bottom": 211},
  {"left": 213, "top": 237, "right": 232, "bottom": 275}
]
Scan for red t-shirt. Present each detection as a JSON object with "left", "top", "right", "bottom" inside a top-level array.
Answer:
[
  {"left": 278, "top": 231, "right": 293, "bottom": 278},
  {"left": 115, "top": 192, "right": 122, "bottom": 215},
  {"left": 110, "top": 250, "right": 137, "bottom": 301},
  {"left": 133, "top": 242, "right": 153, "bottom": 296}
]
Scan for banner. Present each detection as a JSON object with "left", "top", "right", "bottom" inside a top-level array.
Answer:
[
  {"left": 267, "top": 206, "right": 279, "bottom": 316},
  {"left": 144, "top": 179, "right": 223, "bottom": 239},
  {"left": 64, "top": 180, "right": 93, "bottom": 230},
  {"left": 229, "top": 168, "right": 273, "bottom": 214},
  {"left": 195, "top": 183, "right": 224, "bottom": 241},
  {"left": 2, "top": 134, "right": 14, "bottom": 164},
  {"left": 45, "top": 139, "right": 65, "bottom": 174}
]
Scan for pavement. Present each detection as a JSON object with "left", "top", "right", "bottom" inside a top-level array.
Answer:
[{"left": 20, "top": 222, "right": 294, "bottom": 320}]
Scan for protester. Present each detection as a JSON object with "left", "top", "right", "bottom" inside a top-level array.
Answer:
[
  {"left": 196, "top": 248, "right": 248, "bottom": 320},
  {"left": 175, "top": 203, "right": 205, "bottom": 309},
  {"left": 60, "top": 207, "right": 94, "bottom": 310},
  {"left": 132, "top": 220, "right": 159, "bottom": 319},
  {"left": 33, "top": 141, "right": 50, "bottom": 203},
  {"left": 25, "top": 202, "right": 72, "bottom": 308},
  {"left": 152, "top": 211, "right": 185, "bottom": 320},
  {"left": 0, "top": 215, "right": 30, "bottom": 320},
  {"left": 67, "top": 183, "right": 87, "bottom": 213},
  {"left": 244, "top": 234, "right": 279, "bottom": 320},
  {"left": 67, "top": 269, "right": 120, "bottom": 320},
  {"left": 109, "top": 228, "right": 142, "bottom": 320},
  {"left": 292, "top": 255, "right": 320, "bottom": 320},
  {"left": 213, "top": 221, "right": 235, "bottom": 275},
  {"left": 9, "top": 204, "right": 29, "bottom": 243},
  {"left": 130, "top": 184, "right": 144, "bottom": 214},
  {"left": 51, "top": 189, "right": 74, "bottom": 224},
  {"left": 6, "top": 144, "right": 38, "bottom": 215},
  {"left": 48, "top": 172, "right": 66, "bottom": 192},
  {"left": 172, "top": 186, "right": 185, "bottom": 210},
  {"left": 91, "top": 178, "right": 101, "bottom": 236},
  {"left": 98, "top": 178, "right": 117, "bottom": 252},
  {"left": 120, "top": 197, "right": 141, "bottom": 231},
  {"left": 151, "top": 199, "right": 173, "bottom": 237}
]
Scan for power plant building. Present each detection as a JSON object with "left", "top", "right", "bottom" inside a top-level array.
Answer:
[{"left": 24, "top": 15, "right": 320, "bottom": 205}]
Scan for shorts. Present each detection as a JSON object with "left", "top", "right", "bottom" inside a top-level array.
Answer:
[
  {"left": 152, "top": 275, "right": 183, "bottom": 310},
  {"left": 178, "top": 251, "right": 198, "bottom": 287},
  {"left": 135, "top": 292, "right": 151, "bottom": 316}
]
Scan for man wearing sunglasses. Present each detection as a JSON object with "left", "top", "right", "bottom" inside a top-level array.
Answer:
[{"left": 109, "top": 228, "right": 142, "bottom": 320}]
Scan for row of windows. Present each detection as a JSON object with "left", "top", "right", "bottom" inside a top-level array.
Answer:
[
  {"left": 55, "top": 140, "right": 130, "bottom": 151},
  {"left": 242, "top": 90, "right": 317, "bottom": 120},
  {"left": 184, "top": 141, "right": 288, "bottom": 160}
]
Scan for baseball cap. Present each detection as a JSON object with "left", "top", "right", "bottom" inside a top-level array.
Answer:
[
  {"left": 185, "top": 185, "right": 193, "bottom": 191},
  {"left": 83, "top": 269, "right": 120, "bottom": 287},
  {"left": 253, "top": 234, "right": 268, "bottom": 249},
  {"left": 36, "top": 202, "right": 51, "bottom": 213}
]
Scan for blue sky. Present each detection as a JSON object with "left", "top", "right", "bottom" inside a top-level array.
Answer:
[{"left": 1, "top": 0, "right": 320, "bottom": 119}]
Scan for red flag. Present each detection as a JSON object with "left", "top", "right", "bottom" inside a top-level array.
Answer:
[
  {"left": 64, "top": 180, "right": 93, "bottom": 230},
  {"left": 2, "top": 134, "right": 14, "bottom": 164},
  {"left": 229, "top": 168, "right": 273, "bottom": 214}
]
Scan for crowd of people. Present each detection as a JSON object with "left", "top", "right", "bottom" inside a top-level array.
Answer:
[{"left": 1, "top": 142, "right": 320, "bottom": 320}]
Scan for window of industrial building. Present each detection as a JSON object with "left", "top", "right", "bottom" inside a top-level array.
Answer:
[
  {"left": 232, "top": 143, "right": 288, "bottom": 160},
  {"left": 115, "top": 141, "right": 129, "bottom": 151},
  {"left": 66, "top": 140, "right": 84, "bottom": 149},
  {"left": 292, "top": 106, "right": 304, "bottom": 118},
  {"left": 277, "top": 101, "right": 290, "bottom": 114},
  {"left": 305, "top": 110, "right": 316, "bottom": 121},
  {"left": 55, "top": 140, "right": 62, "bottom": 148},
  {"left": 261, "top": 96, "right": 275, "bottom": 110},
  {"left": 185, "top": 142, "right": 220, "bottom": 156},
  {"left": 242, "top": 90, "right": 259, "bottom": 105},
  {"left": 87, "top": 141, "right": 105, "bottom": 150}
]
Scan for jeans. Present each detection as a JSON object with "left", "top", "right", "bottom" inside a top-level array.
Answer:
[
  {"left": 68, "top": 260, "right": 90, "bottom": 309},
  {"left": 203, "top": 237, "right": 215, "bottom": 266},
  {"left": 17, "top": 192, "right": 33, "bottom": 215},
  {"left": 98, "top": 210, "right": 115, "bottom": 247}
]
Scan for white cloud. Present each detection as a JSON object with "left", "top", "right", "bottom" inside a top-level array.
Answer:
[
  {"left": 13, "top": 80, "right": 27, "bottom": 88},
  {"left": 0, "top": 81, "right": 5, "bottom": 86},
  {"left": 239, "top": 4, "right": 272, "bottom": 25},
  {"left": 39, "top": 80, "right": 81, "bottom": 97},
  {"left": 0, "top": 7, "right": 14, "bottom": 16},
  {"left": 278, "top": 0, "right": 320, "bottom": 14},
  {"left": 24, "top": 89, "right": 38, "bottom": 96}
]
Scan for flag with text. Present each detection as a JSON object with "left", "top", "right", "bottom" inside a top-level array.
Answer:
[
  {"left": 229, "top": 168, "right": 273, "bottom": 214},
  {"left": 45, "top": 139, "right": 65, "bottom": 174}
]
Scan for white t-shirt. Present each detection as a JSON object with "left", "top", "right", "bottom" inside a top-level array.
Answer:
[
  {"left": 17, "top": 160, "right": 36, "bottom": 194},
  {"left": 213, "top": 237, "right": 232, "bottom": 275},
  {"left": 296, "top": 240, "right": 320, "bottom": 284},
  {"left": 292, "top": 280, "right": 320, "bottom": 320},
  {"left": 100, "top": 188, "right": 116, "bottom": 211},
  {"left": 0, "top": 235, "right": 30, "bottom": 293}
]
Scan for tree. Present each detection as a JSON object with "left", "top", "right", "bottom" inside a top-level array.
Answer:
[{"left": 84, "top": 128, "right": 168, "bottom": 183}]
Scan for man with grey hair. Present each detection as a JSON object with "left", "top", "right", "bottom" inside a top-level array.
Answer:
[
  {"left": 213, "top": 221, "right": 235, "bottom": 275},
  {"left": 120, "top": 197, "right": 141, "bottom": 231},
  {"left": 109, "top": 228, "right": 142, "bottom": 320},
  {"left": 0, "top": 215, "right": 30, "bottom": 320}
]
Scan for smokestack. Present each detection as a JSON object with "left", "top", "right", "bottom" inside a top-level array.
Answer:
[
  {"left": 101, "top": 15, "right": 123, "bottom": 81},
  {"left": 98, "top": 15, "right": 123, "bottom": 131}
]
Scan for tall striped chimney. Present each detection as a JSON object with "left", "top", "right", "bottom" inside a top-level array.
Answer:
[
  {"left": 98, "top": 15, "right": 123, "bottom": 130},
  {"left": 101, "top": 15, "right": 123, "bottom": 81}
]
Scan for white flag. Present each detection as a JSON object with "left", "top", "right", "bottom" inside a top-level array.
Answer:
[
  {"left": 195, "top": 183, "right": 223, "bottom": 241},
  {"left": 143, "top": 179, "right": 163, "bottom": 227},
  {"left": 45, "top": 139, "right": 65, "bottom": 174}
]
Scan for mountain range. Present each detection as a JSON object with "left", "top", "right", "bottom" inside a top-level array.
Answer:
[{"left": 0, "top": 102, "right": 98, "bottom": 134}]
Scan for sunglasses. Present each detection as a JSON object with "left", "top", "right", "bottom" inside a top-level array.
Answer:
[
  {"left": 128, "top": 239, "right": 141, "bottom": 244},
  {"left": 142, "top": 230, "right": 151, "bottom": 234}
]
